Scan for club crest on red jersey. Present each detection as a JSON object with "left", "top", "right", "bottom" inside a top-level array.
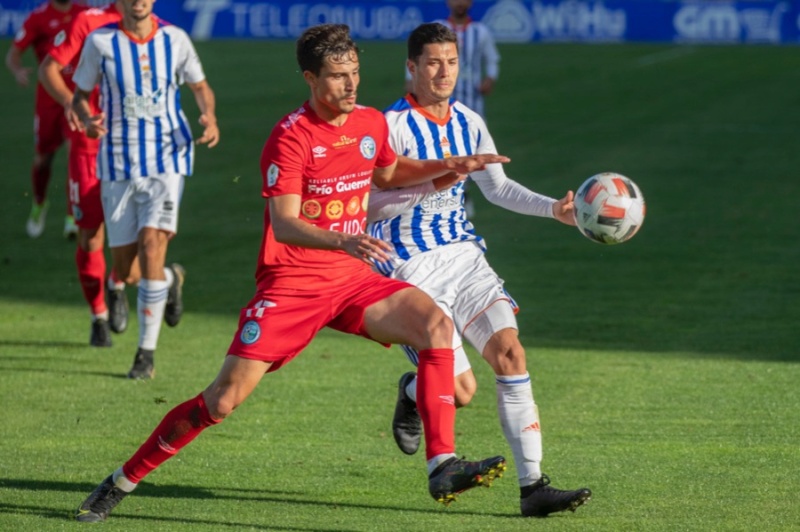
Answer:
[{"left": 360, "top": 136, "right": 376, "bottom": 159}]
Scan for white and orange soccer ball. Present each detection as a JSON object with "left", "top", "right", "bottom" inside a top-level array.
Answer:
[{"left": 573, "top": 172, "right": 645, "bottom": 245}]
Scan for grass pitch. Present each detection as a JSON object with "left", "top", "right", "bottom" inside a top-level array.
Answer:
[{"left": 0, "top": 40, "right": 798, "bottom": 531}]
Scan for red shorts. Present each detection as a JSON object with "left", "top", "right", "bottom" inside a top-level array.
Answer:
[
  {"left": 227, "top": 268, "right": 414, "bottom": 372},
  {"left": 33, "top": 92, "right": 68, "bottom": 155}
]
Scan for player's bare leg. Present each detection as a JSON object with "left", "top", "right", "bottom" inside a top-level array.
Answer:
[{"left": 364, "top": 287, "right": 506, "bottom": 504}]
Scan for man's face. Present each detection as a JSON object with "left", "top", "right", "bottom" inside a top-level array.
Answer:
[
  {"left": 306, "top": 51, "right": 360, "bottom": 117},
  {"left": 447, "top": 0, "right": 472, "bottom": 18},
  {"left": 409, "top": 42, "right": 459, "bottom": 105},
  {"left": 121, "top": 0, "right": 155, "bottom": 22}
]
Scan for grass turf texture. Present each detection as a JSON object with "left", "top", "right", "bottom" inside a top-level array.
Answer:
[{"left": 0, "top": 40, "right": 798, "bottom": 530}]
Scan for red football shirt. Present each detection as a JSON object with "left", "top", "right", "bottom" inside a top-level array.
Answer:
[
  {"left": 48, "top": 3, "right": 121, "bottom": 71},
  {"left": 257, "top": 102, "right": 397, "bottom": 292},
  {"left": 13, "top": 1, "right": 86, "bottom": 99}
]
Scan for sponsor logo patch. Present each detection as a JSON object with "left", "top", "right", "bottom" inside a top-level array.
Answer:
[
  {"left": 240, "top": 320, "right": 261, "bottom": 345},
  {"left": 267, "top": 164, "right": 279, "bottom": 187},
  {"left": 54, "top": 29, "right": 66, "bottom": 47},
  {"left": 359, "top": 136, "right": 376, "bottom": 160}
]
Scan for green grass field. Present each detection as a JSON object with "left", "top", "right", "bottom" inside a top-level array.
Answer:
[{"left": 1, "top": 39, "right": 799, "bottom": 531}]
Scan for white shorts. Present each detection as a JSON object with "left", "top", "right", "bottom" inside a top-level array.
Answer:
[
  {"left": 101, "top": 173, "right": 184, "bottom": 247},
  {"left": 390, "top": 241, "right": 519, "bottom": 376}
]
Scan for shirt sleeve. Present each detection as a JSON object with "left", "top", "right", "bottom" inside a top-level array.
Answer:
[
  {"left": 48, "top": 13, "right": 88, "bottom": 66},
  {"left": 174, "top": 28, "right": 205, "bottom": 85},
  {"left": 260, "top": 126, "right": 306, "bottom": 198},
  {"left": 12, "top": 12, "right": 37, "bottom": 51},
  {"left": 367, "top": 182, "right": 435, "bottom": 224},
  {"left": 374, "top": 113, "right": 398, "bottom": 169},
  {"left": 470, "top": 116, "right": 555, "bottom": 218},
  {"left": 71, "top": 33, "right": 102, "bottom": 92}
]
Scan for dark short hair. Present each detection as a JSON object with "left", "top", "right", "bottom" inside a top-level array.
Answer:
[
  {"left": 407, "top": 22, "right": 458, "bottom": 63},
  {"left": 296, "top": 24, "right": 359, "bottom": 76}
]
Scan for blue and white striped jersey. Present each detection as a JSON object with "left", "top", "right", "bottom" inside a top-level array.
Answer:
[
  {"left": 368, "top": 95, "right": 490, "bottom": 276},
  {"left": 73, "top": 19, "right": 205, "bottom": 180}
]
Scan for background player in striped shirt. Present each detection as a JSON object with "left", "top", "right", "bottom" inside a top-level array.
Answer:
[
  {"left": 368, "top": 22, "right": 592, "bottom": 518},
  {"left": 38, "top": 0, "right": 131, "bottom": 348},
  {"left": 73, "top": 23, "right": 509, "bottom": 523},
  {"left": 72, "top": 0, "right": 219, "bottom": 379},
  {"left": 5, "top": 0, "right": 84, "bottom": 239},
  {"left": 406, "top": 0, "right": 500, "bottom": 216}
]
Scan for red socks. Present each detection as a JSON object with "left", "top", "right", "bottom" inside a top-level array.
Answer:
[
  {"left": 31, "top": 163, "right": 51, "bottom": 206},
  {"left": 76, "top": 247, "right": 106, "bottom": 315},
  {"left": 416, "top": 348, "right": 456, "bottom": 459},
  {"left": 123, "top": 393, "right": 220, "bottom": 483}
]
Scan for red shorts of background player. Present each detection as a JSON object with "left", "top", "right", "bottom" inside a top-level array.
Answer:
[
  {"left": 67, "top": 127, "right": 102, "bottom": 229},
  {"left": 227, "top": 268, "right": 414, "bottom": 372},
  {"left": 33, "top": 89, "right": 68, "bottom": 155}
]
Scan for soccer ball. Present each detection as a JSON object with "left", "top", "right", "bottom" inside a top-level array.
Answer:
[{"left": 573, "top": 172, "right": 645, "bottom": 245}]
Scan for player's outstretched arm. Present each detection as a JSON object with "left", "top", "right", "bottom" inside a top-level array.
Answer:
[
  {"left": 270, "top": 195, "right": 391, "bottom": 264},
  {"left": 5, "top": 46, "right": 30, "bottom": 87},
  {"left": 374, "top": 153, "right": 509, "bottom": 189},
  {"left": 188, "top": 79, "right": 219, "bottom": 148}
]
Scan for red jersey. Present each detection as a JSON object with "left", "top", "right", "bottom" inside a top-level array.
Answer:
[
  {"left": 257, "top": 102, "right": 397, "bottom": 292},
  {"left": 13, "top": 1, "right": 86, "bottom": 99},
  {"left": 48, "top": 3, "right": 121, "bottom": 72}
]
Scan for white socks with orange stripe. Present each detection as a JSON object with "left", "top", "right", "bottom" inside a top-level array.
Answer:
[{"left": 496, "top": 373, "right": 543, "bottom": 487}]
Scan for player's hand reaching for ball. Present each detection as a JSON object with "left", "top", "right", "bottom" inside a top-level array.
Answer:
[
  {"left": 342, "top": 234, "right": 392, "bottom": 265},
  {"left": 196, "top": 114, "right": 219, "bottom": 148},
  {"left": 552, "top": 190, "right": 576, "bottom": 226}
]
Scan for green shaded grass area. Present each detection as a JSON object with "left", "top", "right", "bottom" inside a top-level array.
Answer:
[{"left": 1, "top": 40, "right": 798, "bottom": 530}]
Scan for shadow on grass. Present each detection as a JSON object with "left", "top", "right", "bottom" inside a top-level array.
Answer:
[{"left": 0, "top": 477, "right": 517, "bottom": 526}]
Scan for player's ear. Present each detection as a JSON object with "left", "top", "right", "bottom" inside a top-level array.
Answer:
[
  {"left": 406, "top": 59, "right": 416, "bottom": 77},
  {"left": 302, "top": 70, "right": 316, "bottom": 88}
]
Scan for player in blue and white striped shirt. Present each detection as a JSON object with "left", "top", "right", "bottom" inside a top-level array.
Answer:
[
  {"left": 72, "top": 0, "right": 219, "bottom": 380},
  {"left": 370, "top": 22, "right": 592, "bottom": 518}
]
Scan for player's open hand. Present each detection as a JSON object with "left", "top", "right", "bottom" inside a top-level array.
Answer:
[
  {"left": 342, "top": 234, "right": 392, "bottom": 265},
  {"left": 83, "top": 113, "right": 107, "bottom": 139},
  {"left": 196, "top": 114, "right": 219, "bottom": 148},
  {"left": 552, "top": 190, "right": 576, "bottom": 226},
  {"left": 65, "top": 104, "right": 84, "bottom": 132},
  {"left": 13, "top": 66, "right": 31, "bottom": 87},
  {"left": 446, "top": 153, "right": 510, "bottom": 175}
]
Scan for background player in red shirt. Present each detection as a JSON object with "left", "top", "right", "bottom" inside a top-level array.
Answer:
[
  {"left": 74, "top": 23, "right": 510, "bottom": 523},
  {"left": 5, "top": 0, "right": 84, "bottom": 239},
  {"left": 38, "top": 0, "right": 135, "bottom": 348}
]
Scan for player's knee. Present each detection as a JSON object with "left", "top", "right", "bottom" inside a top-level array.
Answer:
[
  {"left": 485, "top": 336, "right": 527, "bottom": 375},
  {"left": 424, "top": 307, "right": 453, "bottom": 347},
  {"left": 204, "top": 394, "right": 237, "bottom": 420}
]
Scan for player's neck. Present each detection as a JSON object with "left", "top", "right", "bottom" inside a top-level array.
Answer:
[
  {"left": 309, "top": 99, "right": 349, "bottom": 127},
  {"left": 449, "top": 14, "right": 471, "bottom": 26},
  {"left": 122, "top": 14, "right": 156, "bottom": 42},
  {"left": 423, "top": 100, "right": 450, "bottom": 120}
]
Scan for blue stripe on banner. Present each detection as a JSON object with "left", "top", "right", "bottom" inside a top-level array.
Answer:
[
  {"left": 101, "top": 55, "right": 115, "bottom": 181},
  {"left": 400, "top": 345, "right": 420, "bottom": 367},
  {"left": 410, "top": 204, "right": 429, "bottom": 252},
  {"left": 148, "top": 39, "right": 165, "bottom": 174},
  {"left": 454, "top": 108, "right": 472, "bottom": 154},
  {"left": 130, "top": 40, "right": 147, "bottom": 177},
  {"left": 164, "top": 33, "right": 179, "bottom": 173},
  {"left": 390, "top": 216, "right": 410, "bottom": 260},
  {"left": 407, "top": 114, "right": 427, "bottom": 159},
  {"left": 112, "top": 35, "right": 130, "bottom": 180}
]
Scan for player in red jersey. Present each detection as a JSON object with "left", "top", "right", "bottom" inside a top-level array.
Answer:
[
  {"left": 74, "top": 24, "right": 510, "bottom": 523},
  {"left": 5, "top": 0, "right": 84, "bottom": 239},
  {"left": 38, "top": 0, "right": 135, "bottom": 347}
]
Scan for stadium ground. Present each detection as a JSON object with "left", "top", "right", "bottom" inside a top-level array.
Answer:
[{"left": 0, "top": 40, "right": 798, "bottom": 530}]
